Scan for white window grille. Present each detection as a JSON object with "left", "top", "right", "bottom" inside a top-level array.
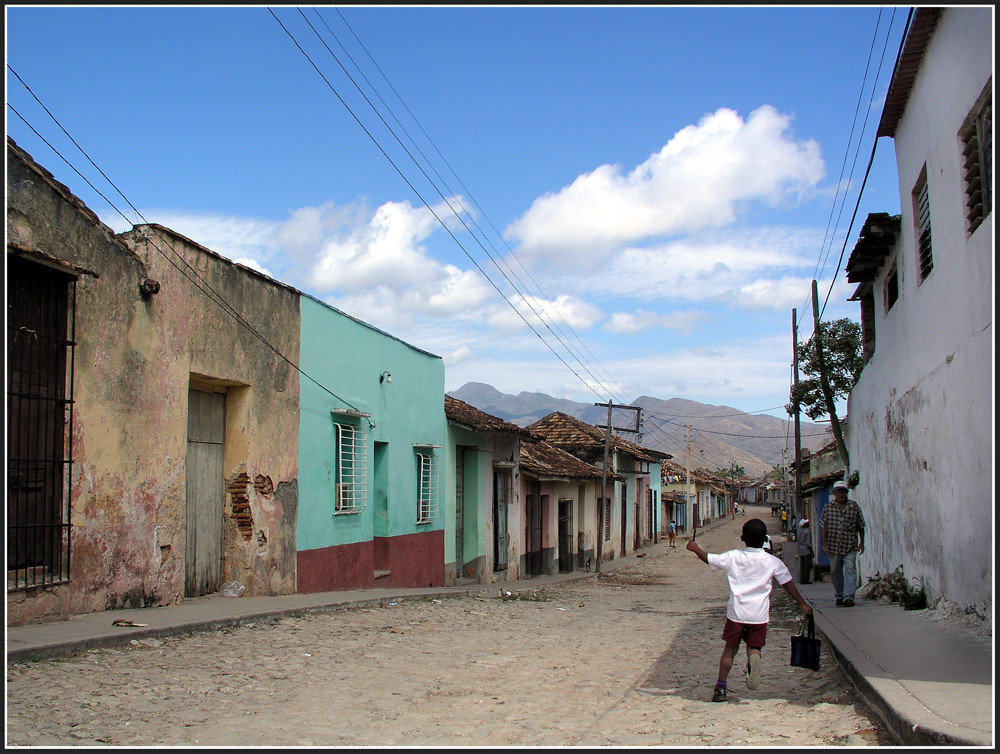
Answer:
[
  {"left": 334, "top": 422, "right": 367, "bottom": 514},
  {"left": 416, "top": 452, "right": 439, "bottom": 524}
]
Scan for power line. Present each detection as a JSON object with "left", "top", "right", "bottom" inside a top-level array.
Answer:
[
  {"left": 270, "top": 7, "right": 619, "bottom": 404},
  {"left": 326, "top": 8, "right": 634, "bottom": 404},
  {"left": 8, "top": 70, "right": 372, "bottom": 420}
]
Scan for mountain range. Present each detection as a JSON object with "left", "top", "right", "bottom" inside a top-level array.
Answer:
[{"left": 447, "top": 382, "right": 833, "bottom": 479}]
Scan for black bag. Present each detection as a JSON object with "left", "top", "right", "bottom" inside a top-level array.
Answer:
[{"left": 790, "top": 614, "right": 821, "bottom": 671}]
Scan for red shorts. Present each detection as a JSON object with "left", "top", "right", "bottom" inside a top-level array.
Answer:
[{"left": 722, "top": 618, "right": 768, "bottom": 649}]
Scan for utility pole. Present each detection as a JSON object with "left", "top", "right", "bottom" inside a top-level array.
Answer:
[
  {"left": 730, "top": 457, "right": 736, "bottom": 520},
  {"left": 685, "top": 424, "right": 692, "bottom": 537},
  {"left": 792, "top": 308, "right": 803, "bottom": 523},
  {"left": 594, "top": 401, "right": 642, "bottom": 573}
]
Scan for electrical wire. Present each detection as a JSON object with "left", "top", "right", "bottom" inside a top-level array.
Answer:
[
  {"left": 269, "top": 7, "right": 616, "bottom": 405},
  {"left": 326, "top": 8, "right": 634, "bottom": 404},
  {"left": 8, "top": 69, "right": 372, "bottom": 420}
]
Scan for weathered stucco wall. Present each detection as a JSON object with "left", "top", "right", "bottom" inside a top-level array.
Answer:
[
  {"left": 7, "top": 140, "right": 299, "bottom": 625},
  {"left": 844, "top": 8, "right": 992, "bottom": 619},
  {"left": 443, "top": 427, "right": 521, "bottom": 584},
  {"left": 119, "top": 225, "right": 301, "bottom": 601}
]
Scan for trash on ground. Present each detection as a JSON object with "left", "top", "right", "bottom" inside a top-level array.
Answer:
[{"left": 219, "top": 581, "right": 246, "bottom": 598}]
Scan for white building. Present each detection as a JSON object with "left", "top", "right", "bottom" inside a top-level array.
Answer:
[{"left": 843, "top": 7, "right": 992, "bottom": 619}]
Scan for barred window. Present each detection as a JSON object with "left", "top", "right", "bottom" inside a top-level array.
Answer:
[
  {"left": 7, "top": 257, "right": 76, "bottom": 591},
  {"left": 416, "top": 451, "right": 439, "bottom": 524},
  {"left": 960, "top": 86, "right": 992, "bottom": 235},
  {"left": 913, "top": 169, "right": 934, "bottom": 281},
  {"left": 333, "top": 422, "right": 367, "bottom": 514},
  {"left": 602, "top": 496, "right": 612, "bottom": 541}
]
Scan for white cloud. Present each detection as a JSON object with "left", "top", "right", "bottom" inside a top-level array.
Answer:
[
  {"left": 604, "top": 309, "right": 709, "bottom": 336},
  {"left": 276, "top": 198, "right": 495, "bottom": 327},
  {"left": 505, "top": 105, "right": 824, "bottom": 265},
  {"left": 486, "top": 293, "right": 604, "bottom": 335},
  {"left": 443, "top": 345, "right": 477, "bottom": 365},
  {"left": 232, "top": 257, "right": 275, "bottom": 279},
  {"left": 524, "top": 224, "right": 826, "bottom": 314},
  {"left": 137, "top": 211, "right": 281, "bottom": 267}
]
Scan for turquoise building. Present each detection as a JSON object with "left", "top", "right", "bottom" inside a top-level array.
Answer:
[{"left": 296, "top": 295, "right": 447, "bottom": 591}]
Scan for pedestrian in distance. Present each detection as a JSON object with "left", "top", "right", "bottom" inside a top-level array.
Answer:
[
  {"left": 687, "top": 518, "right": 813, "bottom": 702},
  {"left": 796, "top": 518, "right": 814, "bottom": 584},
  {"left": 780, "top": 506, "right": 789, "bottom": 533},
  {"left": 819, "top": 480, "right": 866, "bottom": 607},
  {"left": 668, "top": 520, "right": 677, "bottom": 548}
]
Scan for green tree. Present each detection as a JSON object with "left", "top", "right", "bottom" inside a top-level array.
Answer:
[{"left": 786, "top": 317, "right": 863, "bottom": 421}]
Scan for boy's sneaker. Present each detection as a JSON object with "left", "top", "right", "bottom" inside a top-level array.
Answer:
[
  {"left": 712, "top": 685, "right": 727, "bottom": 703},
  {"left": 746, "top": 654, "right": 761, "bottom": 690}
]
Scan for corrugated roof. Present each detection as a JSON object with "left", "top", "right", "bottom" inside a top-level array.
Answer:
[
  {"left": 520, "top": 440, "right": 623, "bottom": 482},
  {"left": 876, "top": 8, "right": 943, "bottom": 138},
  {"left": 444, "top": 395, "right": 538, "bottom": 440}
]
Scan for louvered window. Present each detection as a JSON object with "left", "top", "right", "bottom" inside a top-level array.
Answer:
[
  {"left": 913, "top": 171, "right": 934, "bottom": 281},
  {"left": 960, "top": 88, "right": 992, "bottom": 235},
  {"left": 333, "top": 422, "right": 367, "bottom": 513},
  {"left": 884, "top": 264, "right": 899, "bottom": 312}
]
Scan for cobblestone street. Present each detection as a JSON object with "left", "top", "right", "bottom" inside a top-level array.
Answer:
[{"left": 6, "top": 517, "right": 891, "bottom": 746}]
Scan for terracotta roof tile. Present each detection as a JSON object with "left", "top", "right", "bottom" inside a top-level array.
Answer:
[
  {"left": 444, "top": 395, "right": 538, "bottom": 440},
  {"left": 527, "top": 412, "right": 669, "bottom": 463},
  {"left": 520, "top": 440, "right": 623, "bottom": 482}
]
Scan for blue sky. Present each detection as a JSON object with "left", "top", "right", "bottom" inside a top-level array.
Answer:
[{"left": 6, "top": 5, "right": 910, "bottom": 419}]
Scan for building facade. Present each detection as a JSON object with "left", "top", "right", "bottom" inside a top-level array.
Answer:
[
  {"left": 295, "top": 296, "right": 447, "bottom": 592},
  {"left": 8, "top": 139, "right": 300, "bottom": 625},
  {"left": 843, "top": 7, "right": 992, "bottom": 618},
  {"left": 444, "top": 395, "right": 536, "bottom": 585}
]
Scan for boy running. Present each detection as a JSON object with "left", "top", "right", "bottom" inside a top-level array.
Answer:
[{"left": 687, "top": 518, "right": 813, "bottom": 702}]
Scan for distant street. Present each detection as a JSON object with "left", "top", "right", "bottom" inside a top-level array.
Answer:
[{"left": 6, "top": 514, "right": 891, "bottom": 746}]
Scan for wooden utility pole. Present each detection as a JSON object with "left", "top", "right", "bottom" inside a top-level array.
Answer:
[
  {"left": 685, "top": 424, "right": 693, "bottom": 539},
  {"left": 792, "top": 308, "right": 803, "bottom": 522},
  {"left": 594, "top": 402, "right": 642, "bottom": 573}
]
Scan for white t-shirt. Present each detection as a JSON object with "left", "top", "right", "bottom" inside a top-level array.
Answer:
[{"left": 706, "top": 547, "right": 793, "bottom": 624}]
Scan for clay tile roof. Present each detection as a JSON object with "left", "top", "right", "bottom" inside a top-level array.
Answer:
[
  {"left": 527, "top": 412, "right": 669, "bottom": 463},
  {"left": 520, "top": 440, "right": 623, "bottom": 482},
  {"left": 528, "top": 412, "right": 605, "bottom": 445},
  {"left": 444, "top": 395, "right": 538, "bottom": 440}
]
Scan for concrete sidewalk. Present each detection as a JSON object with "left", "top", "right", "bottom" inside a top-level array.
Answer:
[
  {"left": 7, "top": 520, "right": 993, "bottom": 747},
  {"left": 795, "top": 579, "right": 992, "bottom": 747}
]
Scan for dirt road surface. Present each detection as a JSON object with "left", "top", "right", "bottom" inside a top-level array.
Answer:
[{"left": 6, "top": 516, "right": 891, "bottom": 746}]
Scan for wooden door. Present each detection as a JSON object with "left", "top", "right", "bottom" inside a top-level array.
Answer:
[
  {"left": 455, "top": 447, "right": 465, "bottom": 574},
  {"left": 185, "top": 388, "right": 225, "bottom": 597},
  {"left": 558, "top": 499, "right": 573, "bottom": 573},
  {"left": 493, "top": 469, "right": 511, "bottom": 572}
]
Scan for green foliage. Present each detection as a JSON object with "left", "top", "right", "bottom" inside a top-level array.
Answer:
[
  {"left": 763, "top": 464, "right": 784, "bottom": 481},
  {"left": 787, "top": 318, "right": 864, "bottom": 420},
  {"left": 861, "top": 566, "right": 927, "bottom": 610}
]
